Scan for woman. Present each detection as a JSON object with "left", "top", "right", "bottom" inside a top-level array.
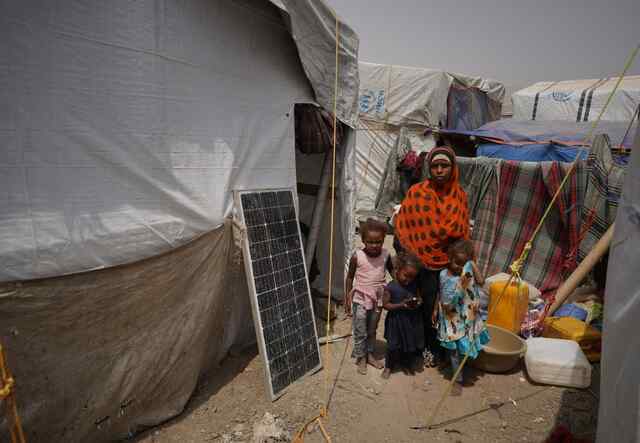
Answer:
[{"left": 393, "top": 145, "right": 470, "bottom": 367}]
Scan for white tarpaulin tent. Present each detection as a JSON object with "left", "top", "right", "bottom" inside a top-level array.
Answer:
[
  {"left": 597, "top": 126, "right": 640, "bottom": 443},
  {"left": 0, "top": 0, "right": 358, "bottom": 283},
  {"left": 512, "top": 76, "right": 640, "bottom": 122},
  {"left": 354, "top": 62, "right": 504, "bottom": 221},
  {"left": 0, "top": 0, "right": 358, "bottom": 441}
]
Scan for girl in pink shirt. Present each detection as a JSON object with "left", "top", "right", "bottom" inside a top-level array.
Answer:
[{"left": 345, "top": 219, "right": 393, "bottom": 374}]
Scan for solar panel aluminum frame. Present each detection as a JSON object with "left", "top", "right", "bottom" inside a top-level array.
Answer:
[{"left": 234, "top": 188, "right": 323, "bottom": 401}]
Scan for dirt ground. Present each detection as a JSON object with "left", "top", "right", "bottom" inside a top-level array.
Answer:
[{"left": 134, "top": 314, "right": 599, "bottom": 443}]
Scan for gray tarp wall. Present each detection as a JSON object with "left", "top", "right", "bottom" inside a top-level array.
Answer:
[
  {"left": 0, "top": 0, "right": 359, "bottom": 441},
  {"left": 597, "top": 126, "right": 640, "bottom": 443}
]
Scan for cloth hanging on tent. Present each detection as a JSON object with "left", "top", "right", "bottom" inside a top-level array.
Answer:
[
  {"left": 457, "top": 157, "right": 586, "bottom": 297},
  {"left": 577, "top": 135, "right": 626, "bottom": 261}
]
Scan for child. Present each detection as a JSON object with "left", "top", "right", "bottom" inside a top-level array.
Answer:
[
  {"left": 345, "top": 219, "right": 393, "bottom": 374},
  {"left": 437, "top": 239, "right": 490, "bottom": 396},
  {"left": 381, "top": 253, "right": 425, "bottom": 379}
]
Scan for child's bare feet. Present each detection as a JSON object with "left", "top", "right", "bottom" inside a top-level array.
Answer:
[
  {"left": 357, "top": 357, "right": 367, "bottom": 375},
  {"left": 450, "top": 382, "right": 463, "bottom": 396},
  {"left": 381, "top": 368, "right": 391, "bottom": 379},
  {"left": 367, "top": 354, "right": 384, "bottom": 369}
]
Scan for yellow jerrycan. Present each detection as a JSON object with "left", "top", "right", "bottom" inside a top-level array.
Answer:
[{"left": 488, "top": 279, "right": 529, "bottom": 334}]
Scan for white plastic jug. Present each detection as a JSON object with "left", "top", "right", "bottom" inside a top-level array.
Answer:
[{"left": 525, "top": 337, "right": 591, "bottom": 388}]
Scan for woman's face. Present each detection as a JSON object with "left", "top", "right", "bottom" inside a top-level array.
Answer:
[{"left": 430, "top": 160, "right": 452, "bottom": 185}]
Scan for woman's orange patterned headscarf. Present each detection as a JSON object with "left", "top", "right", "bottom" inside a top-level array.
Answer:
[{"left": 394, "top": 146, "right": 470, "bottom": 269}]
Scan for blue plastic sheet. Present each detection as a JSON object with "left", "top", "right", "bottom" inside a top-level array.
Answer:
[{"left": 440, "top": 119, "right": 635, "bottom": 162}]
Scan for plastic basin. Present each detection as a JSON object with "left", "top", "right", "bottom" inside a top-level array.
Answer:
[{"left": 472, "top": 324, "right": 527, "bottom": 373}]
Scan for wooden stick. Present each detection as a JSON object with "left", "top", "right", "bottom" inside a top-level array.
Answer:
[
  {"left": 549, "top": 223, "right": 615, "bottom": 315},
  {"left": 425, "top": 353, "right": 470, "bottom": 429},
  {"left": 318, "top": 333, "right": 351, "bottom": 345}
]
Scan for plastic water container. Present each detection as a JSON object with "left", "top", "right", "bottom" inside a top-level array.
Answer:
[
  {"left": 487, "top": 280, "right": 529, "bottom": 334},
  {"left": 543, "top": 316, "right": 602, "bottom": 362},
  {"left": 525, "top": 337, "right": 591, "bottom": 388}
]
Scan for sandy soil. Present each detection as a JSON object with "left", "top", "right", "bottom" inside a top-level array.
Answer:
[{"left": 134, "top": 315, "right": 598, "bottom": 443}]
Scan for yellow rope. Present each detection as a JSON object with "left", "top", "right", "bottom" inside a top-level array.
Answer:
[
  {"left": 424, "top": 43, "right": 640, "bottom": 430},
  {"left": 1, "top": 342, "right": 27, "bottom": 443},
  {"left": 294, "top": 10, "right": 341, "bottom": 443},
  {"left": 322, "top": 9, "right": 340, "bottom": 416}
]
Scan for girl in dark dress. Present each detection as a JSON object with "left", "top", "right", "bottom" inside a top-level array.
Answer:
[{"left": 381, "top": 253, "right": 425, "bottom": 379}]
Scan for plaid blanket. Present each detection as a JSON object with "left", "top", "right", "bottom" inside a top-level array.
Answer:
[
  {"left": 459, "top": 157, "right": 586, "bottom": 297},
  {"left": 578, "top": 135, "right": 626, "bottom": 261}
]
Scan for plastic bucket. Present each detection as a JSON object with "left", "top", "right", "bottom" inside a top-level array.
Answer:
[{"left": 472, "top": 324, "right": 527, "bottom": 373}]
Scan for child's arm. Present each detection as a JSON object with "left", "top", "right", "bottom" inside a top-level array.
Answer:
[
  {"left": 382, "top": 288, "right": 408, "bottom": 311},
  {"left": 470, "top": 261, "right": 485, "bottom": 287},
  {"left": 385, "top": 254, "right": 394, "bottom": 276},
  {"left": 344, "top": 253, "right": 358, "bottom": 316}
]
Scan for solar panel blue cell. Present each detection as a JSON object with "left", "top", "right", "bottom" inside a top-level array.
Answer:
[
  {"left": 266, "top": 222, "right": 286, "bottom": 239},
  {"left": 291, "top": 265, "right": 306, "bottom": 281},
  {"left": 284, "top": 235, "right": 300, "bottom": 251},
  {"left": 257, "top": 291, "right": 278, "bottom": 311},
  {"left": 282, "top": 318, "right": 298, "bottom": 337},
  {"left": 271, "top": 253, "right": 289, "bottom": 272},
  {"left": 241, "top": 193, "right": 261, "bottom": 210},
  {"left": 270, "top": 237, "right": 288, "bottom": 254},
  {"left": 266, "top": 337, "right": 287, "bottom": 358},
  {"left": 287, "top": 249, "right": 304, "bottom": 268},
  {"left": 273, "top": 268, "right": 292, "bottom": 288},
  {"left": 283, "top": 220, "right": 298, "bottom": 235},
  {"left": 248, "top": 241, "right": 269, "bottom": 260},
  {"left": 260, "top": 192, "right": 278, "bottom": 208},
  {"left": 255, "top": 274, "right": 276, "bottom": 294},
  {"left": 270, "top": 355, "right": 288, "bottom": 375},
  {"left": 252, "top": 258, "right": 274, "bottom": 277},
  {"left": 276, "top": 190, "right": 294, "bottom": 207},
  {"left": 279, "top": 205, "right": 296, "bottom": 221},
  {"left": 261, "top": 306, "right": 281, "bottom": 328},
  {"left": 280, "top": 300, "right": 297, "bottom": 319},
  {"left": 263, "top": 207, "right": 281, "bottom": 223},
  {"left": 263, "top": 324, "right": 283, "bottom": 344},
  {"left": 293, "top": 278, "right": 307, "bottom": 297},
  {"left": 276, "top": 284, "right": 295, "bottom": 303},
  {"left": 244, "top": 209, "right": 265, "bottom": 227},
  {"left": 248, "top": 225, "right": 268, "bottom": 243},
  {"left": 271, "top": 371, "right": 290, "bottom": 394}
]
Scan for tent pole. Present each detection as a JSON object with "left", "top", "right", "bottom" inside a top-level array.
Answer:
[
  {"left": 549, "top": 222, "right": 615, "bottom": 315},
  {"left": 305, "top": 150, "right": 332, "bottom": 267}
]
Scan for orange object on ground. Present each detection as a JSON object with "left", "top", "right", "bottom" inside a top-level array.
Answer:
[
  {"left": 543, "top": 316, "right": 602, "bottom": 362},
  {"left": 487, "top": 280, "right": 529, "bottom": 334}
]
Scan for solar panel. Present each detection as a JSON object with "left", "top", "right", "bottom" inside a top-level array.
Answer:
[{"left": 235, "top": 188, "right": 322, "bottom": 400}]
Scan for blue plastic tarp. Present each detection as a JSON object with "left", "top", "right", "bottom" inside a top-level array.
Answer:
[
  {"left": 439, "top": 119, "right": 635, "bottom": 162},
  {"left": 477, "top": 143, "right": 589, "bottom": 162}
]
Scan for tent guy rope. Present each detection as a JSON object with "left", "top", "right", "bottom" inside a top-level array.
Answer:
[
  {"left": 1, "top": 342, "right": 26, "bottom": 443},
  {"left": 293, "top": 7, "right": 341, "bottom": 443}
]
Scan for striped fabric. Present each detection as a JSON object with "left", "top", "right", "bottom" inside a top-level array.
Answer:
[
  {"left": 578, "top": 135, "right": 626, "bottom": 261},
  {"left": 459, "top": 157, "right": 586, "bottom": 297}
]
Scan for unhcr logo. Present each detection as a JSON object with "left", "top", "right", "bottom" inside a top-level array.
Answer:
[
  {"left": 359, "top": 89, "right": 385, "bottom": 115},
  {"left": 551, "top": 91, "right": 573, "bottom": 102}
]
